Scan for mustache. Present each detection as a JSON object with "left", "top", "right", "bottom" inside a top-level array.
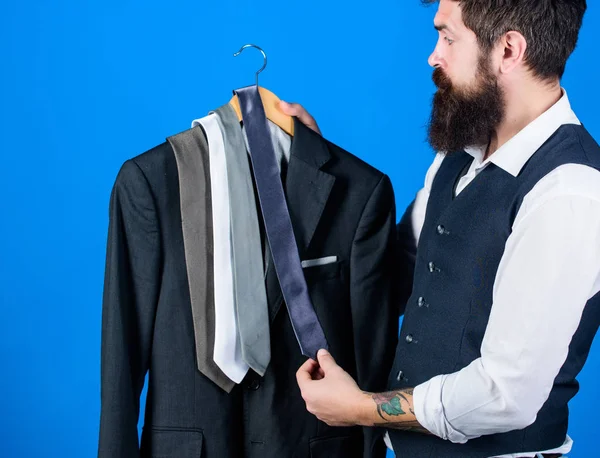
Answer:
[{"left": 432, "top": 67, "right": 452, "bottom": 90}]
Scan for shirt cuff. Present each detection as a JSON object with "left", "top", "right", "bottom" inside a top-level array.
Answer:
[{"left": 414, "top": 375, "right": 469, "bottom": 444}]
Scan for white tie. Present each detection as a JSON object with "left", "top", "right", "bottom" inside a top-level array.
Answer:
[{"left": 194, "top": 114, "right": 249, "bottom": 383}]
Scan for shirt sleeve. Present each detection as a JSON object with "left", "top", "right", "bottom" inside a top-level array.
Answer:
[{"left": 413, "top": 164, "right": 600, "bottom": 443}]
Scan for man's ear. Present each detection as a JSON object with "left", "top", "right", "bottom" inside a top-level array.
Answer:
[{"left": 498, "top": 31, "right": 528, "bottom": 75}]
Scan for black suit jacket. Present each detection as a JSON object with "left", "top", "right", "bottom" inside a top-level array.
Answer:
[{"left": 98, "top": 118, "right": 398, "bottom": 458}]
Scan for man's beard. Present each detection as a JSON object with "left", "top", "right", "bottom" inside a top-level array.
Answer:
[{"left": 427, "top": 55, "right": 505, "bottom": 153}]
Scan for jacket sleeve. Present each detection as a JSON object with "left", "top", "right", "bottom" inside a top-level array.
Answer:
[
  {"left": 395, "top": 199, "right": 418, "bottom": 316},
  {"left": 98, "top": 159, "right": 162, "bottom": 458},
  {"left": 349, "top": 174, "right": 399, "bottom": 458}
]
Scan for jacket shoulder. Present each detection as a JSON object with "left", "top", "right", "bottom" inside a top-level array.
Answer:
[
  {"left": 324, "top": 137, "right": 385, "bottom": 184},
  {"left": 129, "top": 140, "right": 175, "bottom": 171},
  {"left": 110, "top": 136, "right": 180, "bottom": 198}
]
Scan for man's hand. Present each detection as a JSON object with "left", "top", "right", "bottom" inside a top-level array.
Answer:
[
  {"left": 296, "top": 349, "right": 370, "bottom": 427},
  {"left": 297, "top": 350, "right": 432, "bottom": 434},
  {"left": 279, "top": 101, "right": 322, "bottom": 135}
]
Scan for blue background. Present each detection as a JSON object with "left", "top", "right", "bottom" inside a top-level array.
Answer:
[{"left": 1, "top": 1, "right": 598, "bottom": 457}]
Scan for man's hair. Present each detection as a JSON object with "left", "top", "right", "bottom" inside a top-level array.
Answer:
[{"left": 422, "top": 0, "right": 587, "bottom": 80}]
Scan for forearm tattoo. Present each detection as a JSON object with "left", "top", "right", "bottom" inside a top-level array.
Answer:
[{"left": 370, "top": 388, "right": 430, "bottom": 433}]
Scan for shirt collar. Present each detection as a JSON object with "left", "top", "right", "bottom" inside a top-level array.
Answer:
[{"left": 463, "top": 88, "right": 581, "bottom": 177}]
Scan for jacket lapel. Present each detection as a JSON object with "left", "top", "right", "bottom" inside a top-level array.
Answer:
[{"left": 266, "top": 118, "right": 336, "bottom": 321}]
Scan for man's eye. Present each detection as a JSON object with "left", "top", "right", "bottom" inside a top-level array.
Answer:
[{"left": 444, "top": 36, "right": 455, "bottom": 45}]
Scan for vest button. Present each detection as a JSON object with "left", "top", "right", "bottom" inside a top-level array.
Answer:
[
  {"left": 396, "top": 370, "right": 406, "bottom": 382},
  {"left": 417, "top": 296, "right": 428, "bottom": 307},
  {"left": 428, "top": 261, "right": 438, "bottom": 272},
  {"left": 437, "top": 224, "right": 446, "bottom": 235},
  {"left": 405, "top": 334, "right": 414, "bottom": 343},
  {"left": 248, "top": 379, "right": 261, "bottom": 391}
]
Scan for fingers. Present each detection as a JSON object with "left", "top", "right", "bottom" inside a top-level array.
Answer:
[
  {"left": 315, "top": 367, "right": 325, "bottom": 380},
  {"left": 279, "top": 100, "right": 322, "bottom": 135},
  {"left": 296, "top": 358, "right": 319, "bottom": 386},
  {"left": 316, "top": 349, "right": 338, "bottom": 373},
  {"left": 279, "top": 101, "right": 307, "bottom": 117},
  {"left": 310, "top": 365, "right": 325, "bottom": 381}
]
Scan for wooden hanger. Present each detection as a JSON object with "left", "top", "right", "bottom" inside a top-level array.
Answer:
[{"left": 228, "top": 44, "right": 295, "bottom": 137}]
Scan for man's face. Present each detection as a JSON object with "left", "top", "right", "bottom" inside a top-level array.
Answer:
[{"left": 426, "top": 0, "right": 505, "bottom": 153}]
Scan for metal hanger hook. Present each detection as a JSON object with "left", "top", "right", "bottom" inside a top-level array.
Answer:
[{"left": 233, "top": 44, "right": 267, "bottom": 87}]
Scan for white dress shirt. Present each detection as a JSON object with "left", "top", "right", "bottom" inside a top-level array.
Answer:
[
  {"left": 386, "top": 90, "right": 600, "bottom": 457},
  {"left": 193, "top": 114, "right": 249, "bottom": 383}
]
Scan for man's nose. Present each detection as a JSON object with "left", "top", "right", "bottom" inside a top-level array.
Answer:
[{"left": 428, "top": 49, "right": 443, "bottom": 68}]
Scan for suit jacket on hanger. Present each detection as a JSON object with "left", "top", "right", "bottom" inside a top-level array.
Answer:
[{"left": 98, "top": 117, "right": 399, "bottom": 458}]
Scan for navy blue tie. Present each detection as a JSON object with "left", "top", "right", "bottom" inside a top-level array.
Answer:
[{"left": 234, "top": 85, "right": 329, "bottom": 360}]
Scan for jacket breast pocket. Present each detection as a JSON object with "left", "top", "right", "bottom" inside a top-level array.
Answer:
[
  {"left": 141, "top": 427, "right": 203, "bottom": 458},
  {"left": 302, "top": 259, "right": 343, "bottom": 283}
]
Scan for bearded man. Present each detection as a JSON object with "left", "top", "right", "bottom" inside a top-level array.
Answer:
[{"left": 283, "top": 0, "right": 600, "bottom": 457}]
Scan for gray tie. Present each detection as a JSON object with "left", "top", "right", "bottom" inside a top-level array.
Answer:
[{"left": 212, "top": 103, "right": 271, "bottom": 376}]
